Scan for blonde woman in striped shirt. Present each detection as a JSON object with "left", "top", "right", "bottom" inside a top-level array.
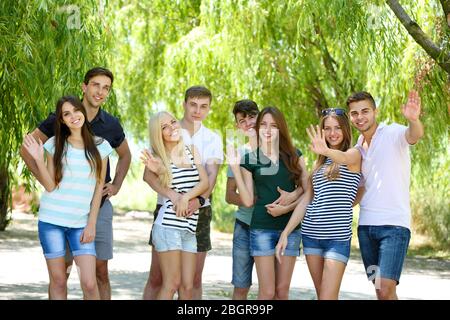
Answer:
[{"left": 141, "top": 111, "right": 208, "bottom": 300}]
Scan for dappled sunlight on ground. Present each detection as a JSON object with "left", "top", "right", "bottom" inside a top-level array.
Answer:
[{"left": 1, "top": 211, "right": 449, "bottom": 300}]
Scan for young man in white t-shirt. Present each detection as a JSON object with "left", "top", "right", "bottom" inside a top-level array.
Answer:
[
  {"left": 143, "top": 86, "right": 223, "bottom": 300},
  {"left": 347, "top": 91, "right": 424, "bottom": 300}
]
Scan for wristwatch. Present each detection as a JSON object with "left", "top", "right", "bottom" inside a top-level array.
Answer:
[{"left": 197, "top": 196, "right": 206, "bottom": 206}]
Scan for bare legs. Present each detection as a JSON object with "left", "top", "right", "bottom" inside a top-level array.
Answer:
[
  {"left": 254, "top": 255, "right": 296, "bottom": 300},
  {"left": 46, "top": 255, "right": 99, "bottom": 300},
  {"left": 305, "top": 255, "right": 346, "bottom": 300}
]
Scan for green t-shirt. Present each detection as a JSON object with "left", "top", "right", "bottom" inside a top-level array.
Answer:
[{"left": 240, "top": 148, "right": 302, "bottom": 230}]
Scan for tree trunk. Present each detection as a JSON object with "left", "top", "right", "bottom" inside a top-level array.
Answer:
[
  {"left": 0, "top": 167, "right": 11, "bottom": 231},
  {"left": 386, "top": 0, "right": 450, "bottom": 74},
  {"left": 440, "top": 0, "right": 450, "bottom": 28}
]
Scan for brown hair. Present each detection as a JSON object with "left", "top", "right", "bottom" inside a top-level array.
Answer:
[
  {"left": 255, "top": 106, "right": 302, "bottom": 185},
  {"left": 346, "top": 91, "right": 376, "bottom": 109},
  {"left": 53, "top": 96, "right": 103, "bottom": 186},
  {"left": 83, "top": 67, "right": 114, "bottom": 85},
  {"left": 184, "top": 86, "right": 212, "bottom": 102},
  {"left": 233, "top": 99, "right": 259, "bottom": 119},
  {"left": 313, "top": 113, "right": 352, "bottom": 180}
]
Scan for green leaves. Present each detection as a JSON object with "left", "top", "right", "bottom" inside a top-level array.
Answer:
[{"left": 1, "top": 0, "right": 448, "bottom": 239}]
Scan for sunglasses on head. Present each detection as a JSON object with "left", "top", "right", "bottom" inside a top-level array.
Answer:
[{"left": 321, "top": 108, "right": 346, "bottom": 116}]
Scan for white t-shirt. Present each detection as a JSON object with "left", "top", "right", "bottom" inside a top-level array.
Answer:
[
  {"left": 356, "top": 123, "right": 412, "bottom": 229},
  {"left": 157, "top": 124, "right": 223, "bottom": 207},
  {"left": 181, "top": 124, "right": 223, "bottom": 207}
]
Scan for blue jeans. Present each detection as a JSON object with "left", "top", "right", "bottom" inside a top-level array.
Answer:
[
  {"left": 250, "top": 228, "right": 301, "bottom": 257},
  {"left": 302, "top": 235, "right": 351, "bottom": 264},
  {"left": 232, "top": 220, "right": 254, "bottom": 288},
  {"left": 358, "top": 225, "right": 410, "bottom": 284},
  {"left": 38, "top": 220, "right": 96, "bottom": 259}
]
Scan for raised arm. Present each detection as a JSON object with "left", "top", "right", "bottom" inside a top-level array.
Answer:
[
  {"left": 226, "top": 144, "right": 255, "bottom": 208},
  {"left": 402, "top": 90, "right": 424, "bottom": 145},
  {"left": 20, "top": 129, "right": 50, "bottom": 186},
  {"left": 225, "top": 176, "right": 246, "bottom": 207},
  {"left": 141, "top": 150, "right": 180, "bottom": 204},
  {"left": 307, "top": 125, "right": 361, "bottom": 167},
  {"left": 22, "top": 134, "right": 55, "bottom": 192}
]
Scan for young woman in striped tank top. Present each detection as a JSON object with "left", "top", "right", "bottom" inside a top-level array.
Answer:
[
  {"left": 141, "top": 111, "right": 208, "bottom": 300},
  {"left": 22, "top": 96, "right": 111, "bottom": 299},
  {"left": 276, "top": 108, "right": 362, "bottom": 300}
]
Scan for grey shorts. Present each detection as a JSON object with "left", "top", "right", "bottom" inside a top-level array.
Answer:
[
  {"left": 65, "top": 200, "right": 114, "bottom": 261},
  {"left": 95, "top": 200, "right": 114, "bottom": 260}
]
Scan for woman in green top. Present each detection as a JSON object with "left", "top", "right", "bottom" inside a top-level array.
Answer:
[{"left": 228, "top": 106, "right": 308, "bottom": 300}]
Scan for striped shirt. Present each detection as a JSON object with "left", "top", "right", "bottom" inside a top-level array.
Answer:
[
  {"left": 155, "top": 146, "right": 200, "bottom": 234},
  {"left": 301, "top": 158, "right": 361, "bottom": 240},
  {"left": 38, "top": 136, "right": 113, "bottom": 228}
]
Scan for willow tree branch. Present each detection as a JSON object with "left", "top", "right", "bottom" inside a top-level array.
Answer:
[
  {"left": 386, "top": 0, "right": 450, "bottom": 74},
  {"left": 440, "top": 0, "right": 450, "bottom": 28}
]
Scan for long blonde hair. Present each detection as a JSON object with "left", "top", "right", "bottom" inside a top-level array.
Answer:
[
  {"left": 148, "top": 111, "right": 185, "bottom": 188},
  {"left": 313, "top": 114, "right": 352, "bottom": 180}
]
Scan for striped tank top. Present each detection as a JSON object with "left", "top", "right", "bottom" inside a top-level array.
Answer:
[
  {"left": 155, "top": 146, "right": 200, "bottom": 234},
  {"left": 301, "top": 158, "right": 361, "bottom": 240}
]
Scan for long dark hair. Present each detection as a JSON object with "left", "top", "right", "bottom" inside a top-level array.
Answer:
[
  {"left": 255, "top": 106, "right": 303, "bottom": 185},
  {"left": 53, "top": 96, "right": 102, "bottom": 186}
]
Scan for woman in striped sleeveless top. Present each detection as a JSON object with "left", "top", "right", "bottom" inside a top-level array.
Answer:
[
  {"left": 141, "top": 111, "right": 208, "bottom": 300},
  {"left": 22, "top": 96, "right": 111, "bottom": 299},
  {"left": 276, "top": 108, "right": 362, "bottom": 300}
]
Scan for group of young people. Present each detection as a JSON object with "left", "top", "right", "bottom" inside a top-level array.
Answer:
[{"left": 20, "top": 66, "right": 424, "bottom": 300}]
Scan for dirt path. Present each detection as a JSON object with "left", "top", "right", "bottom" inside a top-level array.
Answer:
[{"left": 0, "top": 211, "right": 449, "bottom": 300}]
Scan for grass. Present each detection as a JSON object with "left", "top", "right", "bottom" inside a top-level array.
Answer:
[{"left": 406, "top": 233, "right": 450, "bottom": 260}]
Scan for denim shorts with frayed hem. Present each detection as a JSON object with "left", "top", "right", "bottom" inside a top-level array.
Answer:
[
  {"left": 38, "top": 220, "right": 96, "bottom": 259},
  {"left": 302, "top": 235, "right": 351, "bottom": 264},
  {"left": 152, "top": 223, "right": 197, "bottom": 253},
  {"left": 250, "top": 228, "right": 301, "bottom": 257}
]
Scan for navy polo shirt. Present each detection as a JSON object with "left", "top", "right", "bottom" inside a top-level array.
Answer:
[{"left": 38, "top": 108, "right": 125, "bottom": 184}]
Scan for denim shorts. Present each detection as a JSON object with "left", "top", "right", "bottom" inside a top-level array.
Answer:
[
  {"left": 38, "top": 220, "right": 96, "bottom": 259},
  {"left": 232, "top": 220, "right": 254, "bottom": 288},
  {"left": 358, "top": 225, "right": 411, "bottom": 284},
  {"left": 152, "top": 223, "right": 197, "bottom": 253},
  {"left": 302, "top": 235, "right": 351, "bottom": 264},
  {"left": 250, "top": 228, "right": 301, "bottom": 257}
]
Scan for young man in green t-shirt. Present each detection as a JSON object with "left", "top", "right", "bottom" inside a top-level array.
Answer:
[{"left": 225, "top": 99, "right": 259, "bottom": 300}]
